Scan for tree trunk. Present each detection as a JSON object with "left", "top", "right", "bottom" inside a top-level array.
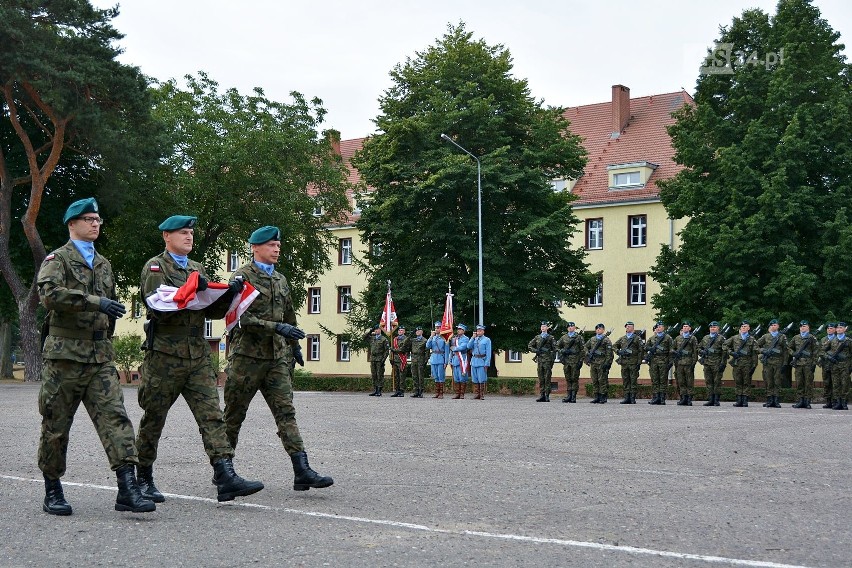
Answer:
[
  {"left": 19, "top": 286, "right": 42, "bottom": 382},
  {"left": 0, "top": 320, "right": 12, "bottom": 379}
]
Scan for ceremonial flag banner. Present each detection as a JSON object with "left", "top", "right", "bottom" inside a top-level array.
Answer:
[
  {"left": 439, "top": 288, "right": 454, "bottom": 339},
  {"left": 145, "top": 271, "right": 259, "bottom": 331},
  {"left": 379, "top": 284, "right": 397, "bottom": 333}
]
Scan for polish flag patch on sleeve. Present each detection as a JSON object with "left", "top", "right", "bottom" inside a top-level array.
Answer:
[
  {"left": 149, "top": 264, "right": 160, "bottom": 272},
  {"left": 45, "top": 253, "right": 55, "bottom": 261}
]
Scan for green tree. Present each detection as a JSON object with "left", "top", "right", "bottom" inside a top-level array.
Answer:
[
  {"left": 112, "top": 333, "right": 143, "bottom": 383},
  {"left": 0, "top": 1, "right": 155, "bottom": 381},
  {"left": 650, "top": 0, "right": 852, "bottom": 327},
  {"left": 351, "top": 23, "right": 593, "bottom": 354},
  {"left": 107, "top": 73, "right": 352, "bottom": 306}
]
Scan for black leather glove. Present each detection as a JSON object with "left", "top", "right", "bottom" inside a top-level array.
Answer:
[
  {"left": 196, "top": 275, "right": 208, "bottom": 291},
  {"left": 228, "top": 276, "right": 244, "bottom": 294},
  {"left": 293, "top": 345, "right": 305, "bottom": 367},
  {"left": 275, "top": 322, "right": 306, "bottom": 340},
  {"left": 98, "top": 297, "right": 126, "bottom": 318}
]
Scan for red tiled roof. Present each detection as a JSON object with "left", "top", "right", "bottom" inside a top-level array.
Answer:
[
  {"left": 564, "top": 90, "right": 694, "bottom": 206},
  {"left": 337, "top": 137, "right": 366, "bottom": 225}
]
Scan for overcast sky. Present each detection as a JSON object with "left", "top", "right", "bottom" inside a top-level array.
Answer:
[{"left": 91, "top": 0, "right": 851, "bottom": 140}]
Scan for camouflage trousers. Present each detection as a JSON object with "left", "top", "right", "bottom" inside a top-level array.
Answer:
[
  {"left": 38, "top": 359, "right": 138, "bottom": 479},
  {"left": 762, "top": 363, "right": 784, "bottom": 396},
  {"left": 648, "top": 359, "right": 668, "bottom": 393},
  {"left": 410, "top": 358, "right": 426, "bottom": 391},
  {"left": 562, "top": 361, "right": 581, "bottom": 393},
  {"left": 136, "top": 351, "right": 232, "bottom": 466},
  {"left": 675, "top": 365, "right": 695, "bottom": 396},
  {"left": 832, "top": 363, "right": 851, "bottom": 400},
  {"left": 224, "top": 354, "right": 304, "bottom": 455},
  {"left": 821, "top": 367, "right": 833, "bottom": 401},
  {"left": 589, "top": 363, "right": 609, "bottom": 396},
  {"left": 732, "top": 365, "right": 753, "bottom": 396},
  {"left": 370, "top": 360, "right": 386, "bottom": 389},
  {"left": 619, "top": 363, "right": 640, "bottom": 395},
  {"left": 793, "top": 365, "right": 815, "bottom": 399},
  {"left": 702, "top": 362, "right": 725, "bottom": 396},
  {"left": 537, "top": 359, "right": 555, "bottom": 395}
]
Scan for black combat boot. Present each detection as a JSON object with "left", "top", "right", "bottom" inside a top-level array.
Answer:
[
  {"left": 619, "top": 393, "right": 631, "bottom": 404},
  {"left": 648, "top": 392, "right": 658, "bottom": 405},
  {"left": 43, "top": 477, "right": 72, "bottom": 516},
  {"left": 703, "top": 394, "right": 714, "bottom": 406},
  {"left": 545, "top": 392, "right": 550, "bottom": 402},
  {"left": 763, "top": 397, "right": 770, "bottom": 407},
  {"left": 369, "top": 386, "right": 378, "bottom": 396},
  {"left": 677, "top": 394, "right": 687, "bottom": 406},
  {"left": 772, "top": 396, "right": 782, "bottom": 408},
  {"left": 686, "top": 395, "right": 693, "bottom": 406},
  {"left": 536, "top": 392, "right": 548, "bottom": 402},
  {"left": 136, "top": 464, "right": 165, "bottom": 503},
  {"left": 843, "top": 398, "right": 848, "bottom": 410},
  {"left": 599, "top": 394, "right": 608, "bottom": 404},
  {"left": 376, "top": 388, "right": 382, "bottom": 397},
  {"left": 569, "top": 390, "right": 577, "bottom": 403},
  {"left": 562, "top": 393, "right": 571, "bottom": 403},
  {"left": 658, "top": 392, "right": 666, "bottom": 405},
  {"left": 742, "top": 396, "right": 749, "bottom": 407},
  {"left": 733, "top": 395, "right": 743, "bottom": 407},
  {"left": 115, "top": 464, "right": 156, "bottom": 513},
  {"left": 391, "top": 389, "right": 403, "bottom": 397},
  {"left": 823, "top": 398, "right": 833, "bottom": 408},
  {"left": 291, "top": 451, "right": 334, "bottom": 491},
  {"left": 589, "top": 393, "right": 600, "bottom": 403},
  {"left": 211, "top": 458, "right": 264, "bottom": 502},
  {"left": 804, "top": 398, "right": 812, "bottom": 409}
]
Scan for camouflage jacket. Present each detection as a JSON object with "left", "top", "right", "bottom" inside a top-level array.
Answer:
[
  {"left": 584, "top": 335, "right": 613, "bottom": 367},
  {"left": 644, "top": 334, "right": 673, "bottom": 363},
  {"left": 725, "top": 334, "right": 757, "bottom": 368},
  {"left": 409, "top": 335, "right": 428, "bottom": 362},
  {"left": 556, "top": 333, "right": 586, "bottom": 366},
  {"left": 788, "top": 333, "right": 820, "bottom": 367},
  {"left": 391, "top": 333, "right": 411, "bottom": 363},
  {"left": 37, "top": 241, "right": 117, "bottom": 363},
  {"left": 756, "top": 332, "right": 789, "bottom": 365},
  {"left": 698, "top": 333, "right": 728, "bottom": 365},
  {"left": 672, "top": 334, "right": 698, "bottom": 367},
  {"left": 140, "top": 250, "right": 232, "bottom": 359},
  {"left": 228, "top": 262, "right": 297, "bottom": 361},
  {"left": 369, "top": 333, "right": 389, "bottom": 362},
  {"left": 528, "top": 333, "right": 557, "bottom": 363},
  {"left": 613, "top": 333, "right": 645, "bottom": 366}
]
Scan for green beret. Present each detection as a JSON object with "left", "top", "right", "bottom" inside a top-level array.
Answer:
[
  {"left": 741, "top": 320, "right": 750, "bottom": 326},
  {"left": 415, "top": 326, "right": 423, "bottom": 331},
  {"left": 827, "top": 322, "right": 837, "bottom": 328},
  {"left": 655, "top": 321, "right": 665, "bottom": 328},
  {"left": 838, "top": 321, "right": 848, "bottom": 328},
  {"left": 158, "top": 215, "right": 197, "bottom": 231},
  {"left": 397, "top": 324, "right": 406, "bottom": 330},
  {"left": 63, "top": 198, "right": 99, "bottom": 224},
  {"left": 595, "top": 323, "right": 605, "bottom": 330},
  {"left": 624, "top": 321, "right": 634, "bottom": 327},
  {"left": 682, "top": 320, "right": 692, "bottom": 327},
  {"left": 566, "top": 321, "right": 575, "bottom": 327},
  {"left": 248, "top": 225, "right": 281, "bottom": 245},
  {"left": 769, "top": 318, "right": 779, "bottom": 325},
  {"left": 799, "top": 320, "right": 809, "bottom": 326},
  {"left": 709, "top": 321, "right": 720, "bottom": 327}
]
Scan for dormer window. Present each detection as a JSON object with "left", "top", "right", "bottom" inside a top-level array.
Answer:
[
  {"left": 607, "top": 162, "right": 658, "bottom": 190},
  {"left": 613, "top": 171, "right": 640, "bottom": 187}
]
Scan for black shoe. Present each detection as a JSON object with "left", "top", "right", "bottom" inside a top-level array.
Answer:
[
  {"left": 686, "top": 395, "right": 693, "bottom": 406},
  {"left": 376, "top": 389, "right": 382, "bottom": 397},
  {"left": 733, "top": 395, "right": 743, "bottom": 407},
  {"left": 291, "top": 451, "right": 334, "bottom": 491},
  {"left": 136, "top": 464, "right": 165, "bottom": 503},
  {"left": 658, "top": 393, "right": 666, "bottom": 405},
  {"left": 619, "top": 394, "right": 631, "bottom": 404},
  {"left": 391, "top": 390, "right": 403, "bottom": 397},
  {"left": 823, "top": 398, "right": 833, "bottom": 408},
  {"left": 714, "top": 394, "right": 721, "bottom": 406},
  {"left": 569, "top": 390, "right": 577, "bottom": 403},
  {"left": 843, "top": 398, "right": 848, "bottom": 410},
  {"left": 562, "top": 395, "right": 571, "bottom": 403},
  {"left": 599, "top": 394, "right": 608, "bottom": 404},
  {"left": 43, "top": 477, "right": 72, "bottom": 516},
  {"left": 536, "top": 393, "right": 548, "bottom": 402},
  {"left": 648, "top": 392, "right": 659, "bottom": 405},
  {"left": 545, "top": 394, "right": 550, "bottom": 402},
  {"left": 804, "top": 398, "right": 811, "bottom": 409},
  {"left": 677, "top": 395, "right": 687, "bottom": 406},
  {"left": 410, "top": 390, "right": 419, "bottom": 397},
  {"left": 589, "top": 393, "right": 600, "bottom": 403},
  {"left": 212, "top": 458, "right": 264, "bottom": 502},
  {"left": 703, "top": 395, "right": 714, "bottom": 406},
  {"left": 369, "top": 386, "right": 378, "bottom": 396},
  {"left": 743, "top": 396, "right": 749, "bottom": 407},
  {"left": 115, "top": 464, "right": 156, "bottom": 513},
  {"left": 770, "top": 396, "right": 781, "bottom": 408}
]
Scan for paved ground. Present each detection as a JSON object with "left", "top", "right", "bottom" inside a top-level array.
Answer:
[{"left": 0, "top": 382, "right": 849, "bottom": 568}]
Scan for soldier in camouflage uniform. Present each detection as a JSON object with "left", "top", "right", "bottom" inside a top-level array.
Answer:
[
  {"left": 529, "top": 322, "right": 557, "bottom": 402},
  {"left": 223, "top": 226, "right": 332, "bottom": 491},
  {"left": 37, "top": 198, "right": 154, "bottom": 516},
  {"left": 644, "top": 321, "right": 673, "bottom": 405},
  {"left": 788, "top": 320, "right": 820, "bottom": 409},
  {"left": 135, "top": 215, "right": 264, "bottom": 503},
  {"left": 672, "top": 321, "right": 699, "bottom": 406},
  {"left": 613, "top": 321, "right": 644, "bottom": 404},
  {"left": 698, "top": 321, "right": 728, "bottom": 406},
  {"left": 826, "top": 322, "right": 850, "bottom": 410},
  {"left": 556, "top": 322, "right": 586, "bottom": 403},
  {"left": 757, "top": 319, "right": 789, "bottom": 408},
  {"left": 390, "top": 325, "right": 411, "bottom": 397},
  {"left": 725, "top": 321, "right": 758, "bottom": 407},
  {"left": 584, "top": 323, "right": 613, "bottom": 403},
  {"left": 819, "top": 323, "right": 836, "bottom": 408},
  {"left": 408, "top": 326, "right": 428, "bottom": 398},
  {"left": 367, "top": 325, "right": 389, "bottom": 396}
]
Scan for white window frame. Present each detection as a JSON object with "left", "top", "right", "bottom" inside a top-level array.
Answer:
[
  {"left": 307, "top": 335, "right": 320, "bottom": 361},
  {"left": 588, "top": 276, "right": 603, "bottom": 307},
  {"left": 338, "top": 337, "right": 351, "bottom": 362},
  {"left": 629, "top": 215, "right": 647, "bottom": 248},
  {"left": 507, "top": 350, "right": 522, "bottom": 363},
  {"left": 339, "top": 238, "right": 352, "bottom": 265},
  {"left": 228, "top": 250, "right": 240, "bottom": 271},
  {"left": 587, "top": 219, "right": 603, "bottom": 250},
  {"left": 628, "top": 274, "right": 647, "bottom": 305},
  {"left": 613, "top": 171, "right": 641, "bottom": 187},
  {"left": 338, "top": 286, "right": 351, "bottom": 313},
  {"left": 204, "top": 319, "right": 214, "bottom": 338},
  {"left": 308, "top": 288, "right": 321, "bottom": 314}
]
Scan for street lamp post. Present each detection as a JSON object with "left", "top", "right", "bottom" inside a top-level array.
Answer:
[{"left": 440, "top": 133, "right": 483, "bottom": 327}]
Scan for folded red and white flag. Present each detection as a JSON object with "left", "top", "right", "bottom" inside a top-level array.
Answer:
[{"left": 145, "top": 271, "right": 259, "bottom": 331}]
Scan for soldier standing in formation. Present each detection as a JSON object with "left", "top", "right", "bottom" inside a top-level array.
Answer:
[
  {"left": 585, "top": 323, "right": 613, "bottom": 403},
  {"left": 409, "top": 326, "right": 428, "bottom": 398},
  {"left": 37, "top": 198, "right": 154, "bottom": 516},
  {"left": 427, "top": 322, "right": 449, "bottom": 398},
  {"left": 757, "top": 319, "right": 789, "bottom": 408},
  {"left": 699, "top": 321, "right": 727, "bottom": 406},
  {"left": 645, "top": 322, "right": 673, "bottom": 405},
  {"left": 826, "top": 322, "right": 849, "bottom": 410},
  {"left": 449, "top": 324, "right": 470, "bottom": 399},
  {"left": 135, "top": 215, "right": 264, "bottom": 503},
  {"left": 222, "top": 226, "right": 332, "bottom": 492},
  {"left": 673, "top": 321, "right": 699, "bottom": 406},
  {"left": 726, "top": 321, "right": 758, "bottom": 407},
  {"left": 390, "top": 325, "right": 410, "bottom": 397},
  {"left": 819, "top": 323, "right": 836, "bottom": 408},
  {"left": 613, "top": 321, "right": 644, "bottom": 404},
  {"left": 367, "top": 325, "right": 389, "bottom": 396},
  {"left": 788, "top": 320, "right": 819, "bottom": 409},
  {"left": 529, "top": 322, "right": 557, "bottom": 402},
  {"left": 469, "top": 324, "right": 492, "bottom": 400},
  {"left": 556, "top": 322, "right": 585, "bottom": 403}
]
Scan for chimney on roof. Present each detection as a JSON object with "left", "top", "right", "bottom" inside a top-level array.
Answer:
[
  {"left": 325, "top": 129, "right": 342, "bottom": 156},
  {"left": 611, "top": 85, "right": 630, "bottom": 138}
]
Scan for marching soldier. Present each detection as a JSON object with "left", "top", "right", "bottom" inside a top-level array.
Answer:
[
  {"left": 613, "top": 321, "right": 644, "bottom": 404},
  {"left": 699, "top": 321, "right": 728, "bottom": 406},
  {"left": 469, "top": 324, "right": 492, "bottom": 400},
  {"left": 449, "top": 324, "right": 470, "bottom": 399},
  {"left": 409, "top": 326, "right": 428, "bottom": 398},
  {"left": 673, "top": 321, "right": 699, "bottom": 406},
  {"left": 367, "top": 325, "right": 389, "bottom": 396},
  {"left": 390, "top": 325, "right": 411, "bottom": 397},
  {"left": 757, "top": 319, "right": 789, "bottom": 408},
  {"left": 426, "top": 322, "right": 449, "bottom": 398},
  {"left": 585, "top": 323, "right": 613, "bottom": 403},
  {"left": 788, "top": 320, "right": 820, "bottom": 409},
  {"left": 556, "top": 322, "right": 586, "bottom": 403},
  {"left": 726, "top": 320, "right": 758, "bottom": 407},
  {"left": 37, "top": 198, "right": 154, "bottom": 516},
  {"left": 819, "top": 323, "right": 836, "bottom": 408},
  {"left": 529, "top": 322, "right": 557, "bottom": 402},
  {"left": 644, "top": 322, "right": 673, "bottom": 405},
  {"left": 826, "top": 322, "right": 850, "bottom": 410}
]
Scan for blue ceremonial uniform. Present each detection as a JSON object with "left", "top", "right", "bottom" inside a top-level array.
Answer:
[
  {"left": 426, "top": 334, "right": 449, "bottom": 383},
  {"left": 449, "top": 333, "right": 469, "bottom": 383},
  {"left": 469, "top": 335, "right": 491, "bottom": 384}
]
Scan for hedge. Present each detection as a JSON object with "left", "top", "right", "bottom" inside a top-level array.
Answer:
[{"left": 583, "top": 383, "right": 827, "bottom": 403}]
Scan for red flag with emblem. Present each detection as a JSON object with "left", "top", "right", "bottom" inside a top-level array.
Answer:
[
  {"left": 439, "top": 283, "right": 454, "bottom": 339},
  {"left": 379, "top": 280, "right": 397, "bottom": 334}
]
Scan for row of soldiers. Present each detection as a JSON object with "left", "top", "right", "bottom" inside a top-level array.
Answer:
[{"left": 532, "top": 319, "right": 850, "bottom": 409}]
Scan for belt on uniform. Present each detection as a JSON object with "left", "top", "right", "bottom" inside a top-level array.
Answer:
[
  {"left": 49, "top": 326, "right": 107, "bottom": 340},
  {"left": 473, "top": 354, "right": 486, "bottom": 358},
  {"left": 154, "top": 325, "right": 202, "bottom": 337}
]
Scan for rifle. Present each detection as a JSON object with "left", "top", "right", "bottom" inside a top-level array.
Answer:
[
  {"left": 560, "top": 327, "right": 585, "bottom": 359},
  {"left": 698, "top": 323, "right": 726, "bottom": 365},
  {"left": 585, "top": 333, "right": 606, "bottom": 366},
  {"left": 667, "top": 325, "right": 702, "bottom": 373},
  {"left": 729, "top": 332, "right": 754, "bottom": 368},
  {"left": 642, "top": 332, "right": 666, "bottom": 364},
  {"left": 615, "top": 330, "right": 644, "bottom": 365},
  {"left": 759, "top": 322, "right": 794, "bottom": 364},
  {"left": 827, "top": 336, "right": 850, "bottom": 365}
]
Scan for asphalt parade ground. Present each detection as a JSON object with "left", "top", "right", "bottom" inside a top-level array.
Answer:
[{"left": 0, "top": 382, "right": 849, "bottom": 568}]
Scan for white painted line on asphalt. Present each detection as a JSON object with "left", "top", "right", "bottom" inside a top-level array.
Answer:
[{"left": 1, "top": 474, "right": 813, "bottom": 568}]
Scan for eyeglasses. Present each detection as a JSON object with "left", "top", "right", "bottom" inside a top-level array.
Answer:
[{"left": 79, "top": 216, "right": 104, "bottom": 225}]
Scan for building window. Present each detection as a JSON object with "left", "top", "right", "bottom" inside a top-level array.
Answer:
[
  {"left": 132, "top": 297, "right": 143, "bottom": 319},
  {"left": 228, "top": 250, "right": 240, "bottom": 271},
  {"left": 312, "top": 205, "right": 323, "bottom": 217},
  {"left": 204, "top": 319, "right": 213, "bottom": 338},
  {"left": 339, "top": 238, "right": 352, "bottom": 265},
  {"left": 308, "top": 288, "right": 321, "bottom": 314},
  {"left": 588, "top": 275, "right": 603, "bottom": 307},
  {"left": 307, "top": 335, "right": 320, "bottom": 361},
  {"left": 628, "top": 274, "right": 647, "bottom": 305},
  {"left": 586, "top": 218, "right": 603, "bottom": 250},
  {"left": 613, "top": 171, "right": 641, "bottom": 187},
  {"left": 628, "top": 215, "right": 647, "bottom": 248},
  {"left": 338, "top": 286, "right": 351, "bottom": 313},
  {"left": 550, "top": 179, "right": 567, "bottom": 192},
  {"left": 337, "top": 337, "right": 351, "bottom": 362},
  {"left": 371, "top": 240, "right": 383, "bottom": 258},
  {"left": 506, "top": 350, "right": 522, "bottom": 363}
]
